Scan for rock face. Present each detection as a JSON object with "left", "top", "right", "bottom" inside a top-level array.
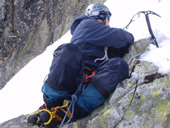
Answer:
[
  {"left": 1, "top": 39, "right": 170, "bottom": 128},
  {"left": 0, "top": 0, "right": 106, "bottom": 89}
]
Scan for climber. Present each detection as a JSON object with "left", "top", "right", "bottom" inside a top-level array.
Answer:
[{"left": 27, "top": 3, "right": 134, "bottom": 127}]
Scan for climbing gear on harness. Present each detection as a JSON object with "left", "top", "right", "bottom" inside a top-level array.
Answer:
[
  {"left": 84, "top": 66, "right": 96, "bottom": 82},
  {"left": 95, "top": 47, "right": 109, "bottom": 63},
  {"left": 84, "top": 70, "right": 96, "bottom": 82},
  {"left": 124, "top": 10, "right": 161, "bottom": 48}
]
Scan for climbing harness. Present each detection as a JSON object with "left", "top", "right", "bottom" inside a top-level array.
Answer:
[{"left": 124, "top": 10, "right": 161, "bottom": 48}]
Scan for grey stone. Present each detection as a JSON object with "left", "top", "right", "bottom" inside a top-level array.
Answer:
[{"left": 0, "top": 0, "right": 106, "bottom": 88}]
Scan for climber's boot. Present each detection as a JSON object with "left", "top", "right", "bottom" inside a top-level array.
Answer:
[
  {"left": 27, "top": 104, "right": 48, "bottom": 126},
  {"left": 38, "top": 104, "right": 74, "bottom": 128}
]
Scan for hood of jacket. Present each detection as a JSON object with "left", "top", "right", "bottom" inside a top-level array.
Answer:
[{"left": 70, "top": 15, "right": 91, "bottom": 35}]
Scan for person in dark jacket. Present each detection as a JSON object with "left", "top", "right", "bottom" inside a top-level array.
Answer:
[{"left": 27, "top": 3, "right": 134, "bottom": 127}]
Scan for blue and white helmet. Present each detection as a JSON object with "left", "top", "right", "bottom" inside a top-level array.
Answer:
[{"left": 85, "top": 3, "right": 111, "bottom": 19}]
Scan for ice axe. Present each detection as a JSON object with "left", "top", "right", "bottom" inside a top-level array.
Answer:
[{"left": 124, "top": 10, "right": 161, "bottom": 48}]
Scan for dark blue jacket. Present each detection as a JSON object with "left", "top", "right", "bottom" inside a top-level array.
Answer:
[{"left": 70, "top": 15, "right": 134, "bottom": 70}]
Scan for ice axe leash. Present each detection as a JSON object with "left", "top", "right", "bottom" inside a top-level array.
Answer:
[{"left": 124, "top": 10, "right": 161, "bottom": 48}]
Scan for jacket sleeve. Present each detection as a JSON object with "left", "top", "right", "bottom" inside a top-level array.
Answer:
[{"left": 81, "top": 19, "right": 134, "bottom": 48}]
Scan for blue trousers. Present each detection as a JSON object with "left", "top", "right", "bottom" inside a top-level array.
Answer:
[{"left": 42, "top": 43, "right": 129, "bottom": 118}]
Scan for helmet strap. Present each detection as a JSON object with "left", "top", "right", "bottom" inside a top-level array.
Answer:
[
  {"left": 92, "top": 13, "right": 107, "bottom": 25},
  {"left": 101, "top": 17, "right": 106, "bottom": 24},
  {"left": 98, "top": 12, "right": 109, "bottom": 24}
]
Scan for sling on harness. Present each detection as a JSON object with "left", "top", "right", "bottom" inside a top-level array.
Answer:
[
  {"left": 124, "top": 10, "right": 161, "bottom": 48},
  {"left": 84, "top": 70, "right": 96, "bottom": 82}
]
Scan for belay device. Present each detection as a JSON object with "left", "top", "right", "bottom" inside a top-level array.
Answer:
[{"left": 124, "top": 10, "right": 161, "bottom": 48}]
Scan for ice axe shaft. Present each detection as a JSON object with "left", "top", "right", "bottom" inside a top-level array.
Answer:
[
  {"left": 124, "top": 10, "right": 161, "bottom": 48},
  {"left": 139, "top": 11, "right": 161, "bottom": 48}
]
